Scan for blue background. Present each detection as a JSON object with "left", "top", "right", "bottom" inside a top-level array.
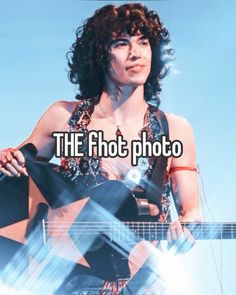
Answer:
[{"left": 0, "top": 1, "right": 236, "bottom": 294}]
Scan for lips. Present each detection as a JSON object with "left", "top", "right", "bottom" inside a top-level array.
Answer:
[{"left": 126, "top": 64, "right": 146, "bottom": 72}]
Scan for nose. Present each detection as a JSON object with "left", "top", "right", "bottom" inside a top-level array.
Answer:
[{"left": 128, "top": 42, "right": 141, "bottom": 59}]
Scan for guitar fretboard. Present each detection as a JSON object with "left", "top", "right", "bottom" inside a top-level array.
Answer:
[{"left": 44, "top": 221, "right": 236, "bottom": 242}]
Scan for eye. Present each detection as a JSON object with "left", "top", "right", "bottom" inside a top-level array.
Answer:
[
  {"left": 139, "top": 39, "right": 150, "bottom": 46},
  {"left": 113, "top": 41, "right": 129, "bottom": 48}
]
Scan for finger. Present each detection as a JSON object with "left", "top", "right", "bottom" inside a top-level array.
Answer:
[
  {"left": 182, "top": 227, "right": 192, "bottom": 238},
  {"left": 167, "top": 226, "right": 172, "bottom": 244},
  {"left": 0, "top": 148, "right": 14, "bottom": 165},
  {"left": 183, "top": 227, "right": 196, "bottom": 247},
  {"left": 10, "top": 158, "right": 28, "bottom": 176},
  {"left": 10, "top": 154, "right": 28, "bottom": 176},
  {"left": 174, "top": 228, "right": 195, "bottom": 253},
  {"left": 0, "top": 154, "right": 11, "bottom": 166},
  {"left": 5, "top": 163, "right": 21, "bottom": 177},
  {"left": 11, "top": 159, "right": 25, "bottom": 174},
  {"left": 149, "top": 204, "right": 160, "bottom": 216},
  {"left": 168, "top": 234, "right": 186, "bottom": 254},
  {"left": 167, "top": 221, "right": 184, "bottom": 251},
  {"left": 21, "top": 167, "right": 29, "bottom": 176},
  {"left": 0, "top": 166, "right": 15, "bottom": 177},
  {"left": 173, "top": 221, "right": 183, "bottom": 238},
  {"left": 13, "top": 150, "right": 25, "bottom": 166},
  {"left": 6, "top": 148, "right": 15, "bottom": 161},
  {"left": 169, "top": 222, "right": 178, "bottom": 241}
]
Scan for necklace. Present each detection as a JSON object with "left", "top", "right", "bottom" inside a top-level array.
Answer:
[
  {"left": 97, "top": 104, "right": 150, "bottom": 137},
  {"left": 97, "top": 104, "right": 123, "bottom": 136}
]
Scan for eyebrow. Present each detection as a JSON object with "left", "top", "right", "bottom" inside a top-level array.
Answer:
[
  {"left": 110, "top": 35, "right": 148, "bottom": 45},
  {"left": 110, "top": 37, "right": 128, "bottom": 45}
]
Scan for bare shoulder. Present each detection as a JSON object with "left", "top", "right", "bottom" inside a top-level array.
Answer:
[
  {"left": 21, "top": 100, "right": 79, "bottom": 159},
  {"left": 27, "top": 100, "right": 79, "bottom": 139},
  {"left": 41, "top": 100, "right": 78, "bottom": 131},
  {"left": 165, "top": 112, "right": 194, "bottom": 141},
  {"left": 165, "top": 112, "right": 196, "bottom": 167},
  {"left": 46, "top": 100, "right": 78, "bottom": 118}
]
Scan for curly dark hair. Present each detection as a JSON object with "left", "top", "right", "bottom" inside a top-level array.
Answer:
[{"left": 67, "top": 3, "right": 173, "bottom": 106}]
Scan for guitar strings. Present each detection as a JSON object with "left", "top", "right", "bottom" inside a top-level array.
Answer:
[
  {"left": 44, "top": 222, "right": 236, "bottom": 236},
  {"left": 198, "top": 165, "right": 226, "bottom": 295},
  {"left": 44, "top": 221, "right": 236, "bottom": 236}
]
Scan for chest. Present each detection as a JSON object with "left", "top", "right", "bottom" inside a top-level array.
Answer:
[
  {"left": 87, "top": 118, "right": 145, "bottom": 178},
  {"left": 63, "top": 102, "right": 170, "bottom": 181}
]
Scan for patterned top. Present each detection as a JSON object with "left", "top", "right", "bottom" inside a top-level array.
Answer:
[{"left": 58, "top": 98, "right": 172, "bottom": 221}]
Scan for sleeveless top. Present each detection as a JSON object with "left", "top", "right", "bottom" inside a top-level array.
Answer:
[{"left": 58, "top": 98, "right": 172, "bottom": 221}]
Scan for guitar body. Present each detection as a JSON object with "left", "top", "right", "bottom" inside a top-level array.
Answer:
[
  {"left": 1, "top": 156, "right": 236, "bottom": 292},
  {"left": 0, "top": 176, "right": 29, "bottom": 269},
  {"left": 0, "top": 158, "right": 157, "bottom": 283},
  {"left": 68, "top": 180, "right": 155, "bottom": 281}
]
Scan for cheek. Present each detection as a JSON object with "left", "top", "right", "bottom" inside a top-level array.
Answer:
[
  {"left": 147, "top": 48, "right": 152, "bottom": 67},
  {"left": 109, "top": 60, "right": 126, "bottom": 78},
  {"left": 146, "top": 51, "right": 152, "bottom": 76},
  {"left": 108, "top": 51, "right": 128, "bottom": 76}
]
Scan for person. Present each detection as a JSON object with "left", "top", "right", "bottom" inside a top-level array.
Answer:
[{"left": 0, "top": 3, "right": 202, "bottom": 294}]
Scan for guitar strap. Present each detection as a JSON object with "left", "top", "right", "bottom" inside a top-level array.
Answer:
[{"left": 145, "top": 109, "right": 169, "bottom": 209}]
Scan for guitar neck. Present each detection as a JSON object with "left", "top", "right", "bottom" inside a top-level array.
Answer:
[
  {"left": 46, "top": 221, "right": 236, "bottom": 242},
  {"left": 125, "top": 222, "right": 236, "bottom": 241}
]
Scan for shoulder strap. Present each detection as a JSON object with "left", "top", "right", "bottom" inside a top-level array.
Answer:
[
  {"left": 156, "top": 109, "right": 169, "bottom": 139},
  {"left": 146, "top": 109, "right": 169, "bottom": 207},
  {"left": 68, "top": 99, "right": 94, "bottom": 128}
]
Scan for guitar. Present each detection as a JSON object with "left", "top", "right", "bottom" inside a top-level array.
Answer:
[
  {"left": 1, "top": 145, "right": 235, "bottom": 291},
  {"left": 28, "top": 180, "right": 236, "bottom": 282}
]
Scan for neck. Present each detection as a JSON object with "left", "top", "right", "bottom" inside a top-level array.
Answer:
[{"left": 98, "top": 85, "right": 148, "bottom": 123}]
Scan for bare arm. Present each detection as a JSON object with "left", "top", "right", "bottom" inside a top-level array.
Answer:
[
  {"left": 166, "top": 114, "right": 202, "bottom": 253},
  {"left": 167, "top": 113, "right": 202, "bottom": 222},
  {"left": 0, "top": 100, "right": 76, "bottom": 177}
]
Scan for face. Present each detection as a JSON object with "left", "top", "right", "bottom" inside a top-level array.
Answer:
[{"left": 106, "top": 34, "right": 152, "bottom": 87}]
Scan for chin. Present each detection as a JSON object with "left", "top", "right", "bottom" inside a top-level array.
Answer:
[
  {"left": 129, "top": 72, "right": 150, "bottom": 85},
  {"left": 128, "top": 77, "right": 148, "bottom": 86}
]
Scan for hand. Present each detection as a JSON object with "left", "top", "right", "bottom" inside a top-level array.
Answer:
[
  {"left": 167, "top": 220, "right": 195, "bottom": 254},
  {"left": 0, "top": 148, "right": 28, "bottom": 177},
  {"left": 149, "top": 203, "right": 160, "bottom": 216}
]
